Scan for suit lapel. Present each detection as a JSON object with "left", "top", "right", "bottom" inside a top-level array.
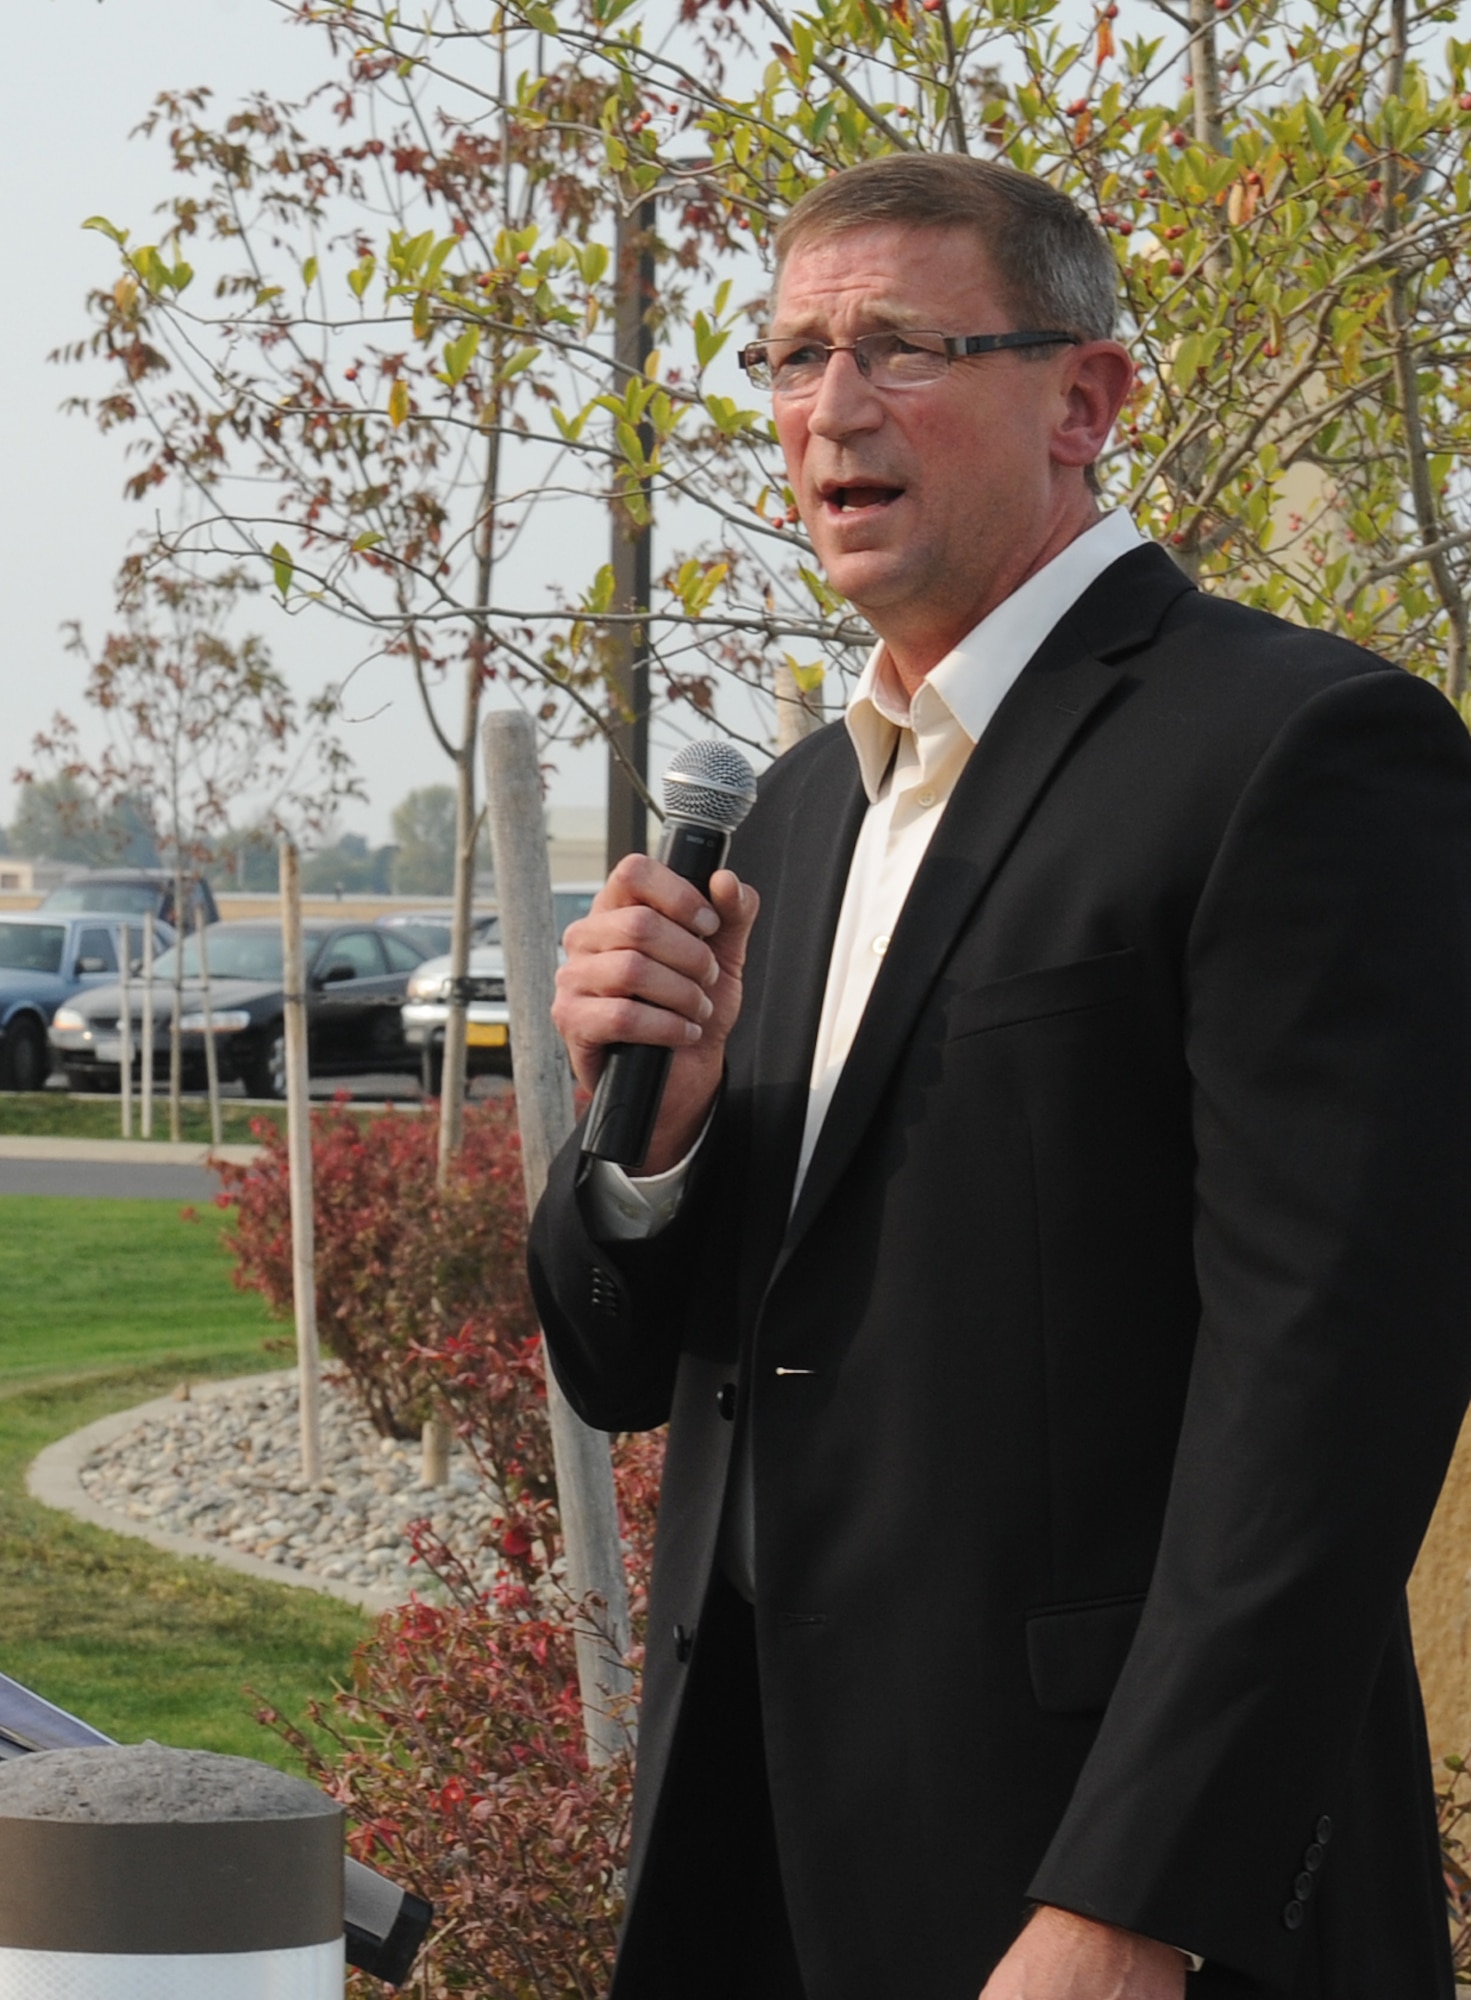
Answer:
[{"left": 779, "top": 544, "right": 1193, "bottom": 1267}]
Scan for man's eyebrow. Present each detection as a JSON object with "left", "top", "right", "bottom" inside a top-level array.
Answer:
[{"left": 764, "top": 307, "right": 929, "bottom": 338}]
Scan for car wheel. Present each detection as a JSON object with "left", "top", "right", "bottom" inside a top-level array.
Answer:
[
  {"left": 242, "top": 1026, "right": 288, "bottom": 1100},
  {"left": 0, "top": 1018, "right": 47, "bottom": 1093}
]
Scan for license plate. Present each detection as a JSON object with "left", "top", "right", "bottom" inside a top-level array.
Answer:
[
  {"left": 466, "top": 1023, "right": 508, "bottom": 1049},
  {"left": 95, "top": 1038, "right": 125, "bottom": 1064}
]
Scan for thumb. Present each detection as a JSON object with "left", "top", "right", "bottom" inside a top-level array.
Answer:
[{"left": 707, "top": 870, "right": 759, "bottom": 970}]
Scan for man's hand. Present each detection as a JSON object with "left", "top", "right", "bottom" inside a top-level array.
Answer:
[
  {"left": 979, "top": 1908, "right": 1187, "bottom": 2000},
  {"left": 551, "top": 857, "right": 759, "bottom": 1174}
]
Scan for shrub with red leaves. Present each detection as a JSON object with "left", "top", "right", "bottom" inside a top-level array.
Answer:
[
  {"left": 268, "top": 1431, "right": 666, "bottom": 1996},
  {"left": 223, "top": 1096, "right": 669, "bottom": 1993},
  {"left": 273, "top": 1557, "right": 634, "bottom": 1999},
  {"left": 215, "top": 1100, "right": 546, "bottom": 1479}
]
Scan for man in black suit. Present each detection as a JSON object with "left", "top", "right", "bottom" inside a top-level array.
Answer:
[{"left": 529, "top": 153, "right": 1471, "bottom": 1997}]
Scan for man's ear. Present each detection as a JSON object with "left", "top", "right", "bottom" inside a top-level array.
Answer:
[{"left": 1052, "top": 341, "right": 1135, "bottom": 471}]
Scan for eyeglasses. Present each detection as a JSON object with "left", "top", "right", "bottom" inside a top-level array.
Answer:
[{"left": 737, "top": 328, "right": 1080, "bottom": 397}]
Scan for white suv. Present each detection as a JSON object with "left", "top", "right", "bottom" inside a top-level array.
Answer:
[{"left": 401, "top": 886, "right": 597, "bottom": 1094}]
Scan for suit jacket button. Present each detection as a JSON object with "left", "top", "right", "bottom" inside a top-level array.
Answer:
[
  {"left": 674, "top": 1624, "right": 695, "bottom": 1663},
  {"left": 1316, "top": 1814, "right": 1333, "bottom": 1843},
  {"left": 1303, "top": 1843, "right": 1323, "bottom": 1871},
  {"left": 1282, "top": 1900, "right": 1304, "bottom": 1931},
  {"left": 1294, "top": 1872, "right": 1314, "bottom": 1900},
  {"left": 717, "top": 1382, "right": 737, "bottom": 1421}
]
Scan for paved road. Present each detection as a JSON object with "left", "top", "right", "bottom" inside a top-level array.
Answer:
[{"left": 0, "top": 1159, "right": 221, "bottom": 1201}]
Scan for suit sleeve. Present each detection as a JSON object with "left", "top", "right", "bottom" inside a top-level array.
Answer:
[
  {"left": 528, "top": 1088, "right": 734, "bottom": 1434},
  {"left": 1028, "top": 669, "right": 1471, "bottom": 1986}
]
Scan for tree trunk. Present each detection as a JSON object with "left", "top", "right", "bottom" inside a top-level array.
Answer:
[{"left": 436, "top": 417, "right": 502, "bottom": 1182}]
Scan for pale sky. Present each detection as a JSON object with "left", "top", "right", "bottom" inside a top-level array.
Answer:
[{"left": 1, "top": 0, "right": 618, "bottom": 851}]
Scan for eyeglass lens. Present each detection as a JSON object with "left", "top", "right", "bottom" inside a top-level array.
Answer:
[{"left": 757, "top": 331, "right": 952, "bottom": 394}]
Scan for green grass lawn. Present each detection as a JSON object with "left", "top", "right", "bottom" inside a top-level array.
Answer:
[
  {"left": 0, "top": 1092, "right": 286, "bottom": 1145},
  {"left": 0, "top": 1197, "right": 275, "bottom": 1387},
  {"left": 0, "top": 1196, "right": 367, "bottom": 1767}
]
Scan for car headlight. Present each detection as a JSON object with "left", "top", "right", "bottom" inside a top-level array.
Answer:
[
  {"left": 178, "top": 1010, "right": 252, "bottom": 1033},
  {"left": 406, "top": 972, "right": 448, "bottom": 1002},
  {"left": 51, "top": 1007, "right": 87, "bottom": 1032}
]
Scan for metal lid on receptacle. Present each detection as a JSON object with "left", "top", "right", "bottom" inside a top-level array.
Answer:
[{"left": 0, "top": 1745, "right": 343, "bottom": 1955}]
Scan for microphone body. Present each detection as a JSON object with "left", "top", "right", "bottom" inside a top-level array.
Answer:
[{"left": 581, "top": 741, "right": 757, "bottom": 1171}]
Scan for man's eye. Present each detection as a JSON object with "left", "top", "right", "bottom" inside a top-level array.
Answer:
[{"left": 777, "top": 343, "right": 828, "bottom": 371}]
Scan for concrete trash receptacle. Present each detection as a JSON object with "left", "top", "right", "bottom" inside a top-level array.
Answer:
[{"left": 0, "top": 1743, "right": 344, "bottom": 1998}]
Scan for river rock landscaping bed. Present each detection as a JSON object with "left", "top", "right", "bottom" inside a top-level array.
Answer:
[{"left": 77, "top": 1374, "right": 503, "bottom": 1600}]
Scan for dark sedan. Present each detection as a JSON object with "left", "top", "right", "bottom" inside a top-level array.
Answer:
[{"left": 49, "top": 920, "right": 432, "bottom": 1098}]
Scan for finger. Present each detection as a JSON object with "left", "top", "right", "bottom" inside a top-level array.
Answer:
[
  {"left": 573, "top": 853, "right": 722, "bottom": 941},
  {"left": 705, "top": 872, "right": 760, "bottom": 973},
  {"left": 565, "top": 898, "right": 722, "bottom": 991},
  {"left": 557, "top": 993, "right": 709, "bottom": 1059},
  {"left": 558, "top": 946, "right": 716, "bottom": 1028}
]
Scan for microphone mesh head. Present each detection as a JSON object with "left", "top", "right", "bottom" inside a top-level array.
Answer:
[{"left": 662, "top": 740, "right": 758, "bottom": 831}]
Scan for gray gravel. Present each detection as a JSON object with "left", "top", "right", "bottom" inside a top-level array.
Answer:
[{"left": 77, "top": 1376, "right": 504, "bottom": 1600}]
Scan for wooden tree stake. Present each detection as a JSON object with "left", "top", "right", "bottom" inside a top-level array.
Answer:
[
  {"left": 482, "top": 708, "right": 635, "bottom": 1766},
  {"left": 280, "top": 839, "right": 323, "bottom": 1485}
]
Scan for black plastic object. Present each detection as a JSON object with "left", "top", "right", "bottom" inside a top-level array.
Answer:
[{"left": 582, "top": 742, "right": 757, "bottom": 1170}]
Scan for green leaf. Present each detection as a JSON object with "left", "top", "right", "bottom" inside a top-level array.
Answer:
[
  {"left": 552, "top": 404, "right": 588, "bottom": 444},
  {"left": 785, "top": 653, "right": 826, "bottom": 695},
  {"left": 797, "top": 564, "right": 844, "bottom": 614},
  {"left": 442, "top": 324, "right": 482, "bottom": 385},
  {"left": 497, "top": 344, "right": 538, "bottom": 385},
  {"left": 388, "top": 379, "right": 411, "bottom": 427},
  {"left": 82, "top": 215, "right": 128, "bottom": 247},
  {"left": 704, "top": 393, "right": 760, "bottom": 437},
  {"left": 585, "top": 563, "right": 616, "bottom": 615},
  {"left": 348, "top": 256, "right": 375, "bottom": 301},
  {"left": 350, "top": 531, "right": 383, "bottom": 552},
  {"left": 302, "top": 255, "right": 319, "bottom": 290},
  {"left": 577, "top": 241, "right": 610, "bottom": 288},
  {"left": 270, "top": 542, "right": 294, "bottom": 599}
]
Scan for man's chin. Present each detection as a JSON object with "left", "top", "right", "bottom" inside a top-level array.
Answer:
[{"left": 814, "top": 547, "right": 916, "bottom": 616}]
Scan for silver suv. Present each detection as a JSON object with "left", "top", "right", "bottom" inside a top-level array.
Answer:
[{"left": 401, "top": 885, "right": 596, "bottom": 1094}]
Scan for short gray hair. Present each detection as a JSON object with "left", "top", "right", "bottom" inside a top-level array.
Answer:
[{"left": 773, "top": 153, "right": 1119, "bottom": 344}]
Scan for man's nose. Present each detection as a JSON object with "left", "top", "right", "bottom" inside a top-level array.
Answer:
[{"left": 805, "top": 348, "right": 884, "bottom": 439}]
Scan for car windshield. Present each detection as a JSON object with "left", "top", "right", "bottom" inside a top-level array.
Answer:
[
  {"left": 552, "top": 889, "right": 595, "bottom": 933},
  {"left": 0, "top": 924, "right": 66, "bottom": 975},
  {"left": 153, "top": 930, "right": 295, "bottom": 982},
  {"left": 40, "top": 883, "right": 158, "bottom": 915}
]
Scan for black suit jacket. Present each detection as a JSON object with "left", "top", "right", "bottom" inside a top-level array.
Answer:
[{"left": 530, "top": 545, "right": 1471, "bottom": 1998}]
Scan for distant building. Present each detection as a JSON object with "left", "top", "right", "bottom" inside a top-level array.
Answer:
[
  {"left": 545, "top": 805, "right": 608, "bottom": 883},
  {"left": 0, "top": 857, "right": 79, "bottom": 897}
]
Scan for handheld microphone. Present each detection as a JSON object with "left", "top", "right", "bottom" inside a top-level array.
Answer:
[{"left": 581, "top": 739, "right": 758, "bottom": 1170}]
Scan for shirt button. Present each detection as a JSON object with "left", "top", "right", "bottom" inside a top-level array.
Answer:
[
  {"left": 915, "top": 787, "right": 936, "bottom": 808},
  {"left": 872, "top": 935, "right": 890, "bottom": 956}
]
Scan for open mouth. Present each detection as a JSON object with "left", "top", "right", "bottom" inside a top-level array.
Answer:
[{"left": 826, "top": 484, "right": 903, "bottom": 512}]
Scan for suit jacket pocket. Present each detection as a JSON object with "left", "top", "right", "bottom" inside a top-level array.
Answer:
[
  {"left": 1026, "top": 1593, "right": 1147, "bottom": 1715},
  {"left": 946, "top": 948, "right": 1140, "bottom": 1041}
]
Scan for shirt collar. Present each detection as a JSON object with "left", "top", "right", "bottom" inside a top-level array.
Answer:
[{"left": 845, "top": 510, "right": 1145, "bottom": 803}]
